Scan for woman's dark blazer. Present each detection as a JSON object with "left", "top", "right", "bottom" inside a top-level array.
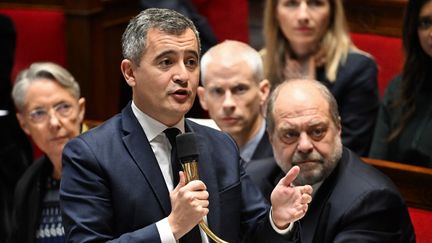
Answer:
[
  {"left": 317, "top": 52, "right": 379, "bottom": 156},
  {"left": 9, "top": 156, "right": 52, "bottom": 243}
]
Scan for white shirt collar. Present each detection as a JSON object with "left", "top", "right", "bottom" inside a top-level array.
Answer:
[{"left": 131, "top": 101, "right": 185, "bottom": 140}]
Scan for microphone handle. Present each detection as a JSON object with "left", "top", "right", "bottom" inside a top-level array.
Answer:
[
  {"left": 182, "top": 161, "right": 229, "bottom": 243},
  {"left": 182, "top": 160, "right": 200, "bottom": 182}
]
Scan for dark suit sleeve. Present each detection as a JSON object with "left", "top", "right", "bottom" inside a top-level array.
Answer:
[
  {"left": 368, "top": 98, "right": 391, "bottom": 159},
  {"left": 333, "top": 189, "right": 414, "bottom": 243},
  {"left": 338, "top": 54, "right": 379, "bottom": 156},
  {"left": 239, "top": 164, "right": 301, "bottom": 242},
  {"left": 207, "top": 131, "right": 300, "bottom": 242},
  {"left": 368, "top": 76, "right": 400, "bottom": 159},
  {"left": 61, "top": 137, "right": 161, "bottom": 243}
]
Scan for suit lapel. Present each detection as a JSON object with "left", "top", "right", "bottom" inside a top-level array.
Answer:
[
  {"left": 121, "top": 105, "right": 171, "bottom": 216},
  {"left": 300, "top": 162, "right": 340, "bottom": 243},
  {"left": 251, "top": 131, "right": 273, "bottom": 160}
]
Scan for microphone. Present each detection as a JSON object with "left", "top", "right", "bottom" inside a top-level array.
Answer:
[
  {"left": 176, "top": 132, "right": 199, "bottom": 182},
  {"left": 176, "top": 132, "right": 228, "bottom": 243}
]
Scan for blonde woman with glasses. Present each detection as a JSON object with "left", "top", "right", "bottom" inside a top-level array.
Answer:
[{"left": 8, "top": 62, "right": 85, "bottom": 243}]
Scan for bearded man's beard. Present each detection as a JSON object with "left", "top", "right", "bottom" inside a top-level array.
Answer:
[{"left": 292, "top": 136, "right": 343, "bottom": 186}]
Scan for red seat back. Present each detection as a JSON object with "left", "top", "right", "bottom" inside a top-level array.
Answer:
[
  {"left": 0, "top": 7, "right": 67, "bottom": 159},
  {"left": 192, "top": 0, "right": 249, "bottom": 42},
  {"left": 409, "top": 207, "right": 432, "bottom": 243},
  {"left": 0, "top": 8, "right": 66, "bottom": 82},
  {"left": 351, "top": 32, "right": 403, "bottom": 96}
]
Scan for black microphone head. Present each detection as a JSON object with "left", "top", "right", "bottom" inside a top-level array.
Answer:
[{"left": 176, "top": 132, "right": 199, "bottom": 164}]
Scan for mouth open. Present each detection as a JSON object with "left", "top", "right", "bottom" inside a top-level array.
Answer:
[
  {"left": 174, "top": 89, "right": 188, "bottom": 95},
  {"left": 171, "top": 89, "right": 190, "bottom": 102}
]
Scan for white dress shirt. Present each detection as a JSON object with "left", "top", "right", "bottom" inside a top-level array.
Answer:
[
  {"left": 131, "top": 102, "right": 293, "bottom": 241},
  {"left": 131, "top": 102, "right": 209, "bottom": 243}
]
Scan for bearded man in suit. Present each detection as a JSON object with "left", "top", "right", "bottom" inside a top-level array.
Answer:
[{"left": 246, "top": 79, "right": 415, "bottom": 243}]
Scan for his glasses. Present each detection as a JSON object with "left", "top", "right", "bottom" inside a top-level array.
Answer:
[{"left": 27, "top": 102, "right": 74, "bottom": 124}]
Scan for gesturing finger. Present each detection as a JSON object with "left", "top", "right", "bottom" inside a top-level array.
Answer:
[{"left": 278, "top": 165, "right": 300, "bottom": 187}]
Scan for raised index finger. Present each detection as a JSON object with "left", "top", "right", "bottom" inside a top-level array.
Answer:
[{"left": 278, "top": 165, "right": 300, "bottom": 187}]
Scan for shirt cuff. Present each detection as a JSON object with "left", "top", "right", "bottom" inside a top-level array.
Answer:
[
  {"left": 269, "top": 206, "right": 294, "bottom": 234},
  {"left": 156, "top": 217, "right": 176, "bottom": 243}
]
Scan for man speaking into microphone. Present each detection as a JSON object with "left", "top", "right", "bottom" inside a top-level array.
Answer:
[{"left": 60, "top": 8, "right": 312, "bottom": 243}]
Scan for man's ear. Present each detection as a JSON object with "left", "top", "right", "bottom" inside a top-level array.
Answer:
[
  {"left": 268, "top": 129, "right": 274, "bottom": 146},
  {"left": 77, "top": 97, "right": 86, "bottom": 124},
  {"left": 16, "top": 113, "right": 31, "bottom": 136},
  {"left": 121, "top": 59, "right": 136, "bottom": 87},
  {"left": 259, "top": 79, "right": 271, "bottom": 105},
  {"left": 197, "top": 86, "right": 209, "bottom": 111},
  {"left": 337, "top": 116, "right": 342, "bottom": 136}
]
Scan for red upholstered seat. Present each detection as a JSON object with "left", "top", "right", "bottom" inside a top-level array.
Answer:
[
  {"left": 0, "top": 7, "right": 66, "bottom": 159},
  {"left": 0, "top": 8, "right": 66, "bottom": 82},
  {"left": 351, "top": 32, "right": 403, "bottom": 96},
  {"left": 409, "top": 207, "right": 432, "bottom": 243},
  {"left": 192, "top": 0, "right": 249, "bottom": 43}
]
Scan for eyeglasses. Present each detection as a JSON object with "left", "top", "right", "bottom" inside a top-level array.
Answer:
[{"left": 27, "top": 102, "right": 75, "bottom": 124}]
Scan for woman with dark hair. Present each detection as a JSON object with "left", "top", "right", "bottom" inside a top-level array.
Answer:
[
  {"left": 262, "top": 0, "right": 379, "bottom": 156},
  {"left": 369, "top": 0, "right": 432, "bottom": 168}
]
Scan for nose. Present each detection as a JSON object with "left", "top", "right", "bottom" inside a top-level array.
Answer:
[
  {"left": 48, "top": 109, "right": 61, "bottom": 129},
  {"left": 222, "top": 91, "right": 236, "bottom": 112},
  {"left": 297, "top": 2, "right": 310, "bottom": 23},
  {"left": 173, "top": 63, "right": 189, "bottom": 86},
  {"left": 297, "top": 132, "right": 313, "bottom": 154}
]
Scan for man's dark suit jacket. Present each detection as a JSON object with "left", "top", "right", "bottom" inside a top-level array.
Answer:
[
  {"left": 246, "top": 147, "right": 415, "bottom": 243},
  {"left": 250, "top": 131, "right": 273, "bottom": 161},
  {"left": 60, "top": 103, "right": 298, "bottom": 242}
]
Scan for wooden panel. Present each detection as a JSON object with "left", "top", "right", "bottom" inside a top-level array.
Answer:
[
  {"left": 0, "top": 0, "right": 140, "bottom": 120},
  {"left": 362, "top": 157, "right": 432, "bottom": 210},
  {"left": 0, "top": 0, "right": 64, "bottom": 8},
  {"left": 344, "top": 0, "right": 407, "bottom": 37},
  {"left": 64, "top": 0, "right": 141, "bottom": 120}
]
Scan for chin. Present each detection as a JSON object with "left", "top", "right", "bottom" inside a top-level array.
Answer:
[
  {"left": 174, "top": 104, "right": 192, "bottom": 114},
  {"left": 295, "top": 166, "right": 324, "bottom": 186}
]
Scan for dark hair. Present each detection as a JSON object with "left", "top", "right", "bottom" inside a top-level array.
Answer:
[
  {"left": 389, "top": 0, "right": 432, "bottom": 140},
  {"left": 122, "top": 8, "right": 200, "bottom": 65}
]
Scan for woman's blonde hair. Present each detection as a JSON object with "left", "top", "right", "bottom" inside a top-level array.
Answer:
[
  {"left": 263, "top": 0, "right": 359, "bottom": 86},
  {"left": 12, "top": 62, "right": 80, "bottom": 112}
]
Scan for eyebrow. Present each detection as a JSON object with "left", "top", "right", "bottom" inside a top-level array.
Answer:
[
  {"left": 154, "top": 49, "right": 199, "bottom": 61},
  {"left": 307, "top": 120, "right": 327, "bottom": 127},
  {"left": 278, "top": 119, "right": 327, "bottom": 131},
  {"left": 185, "top": 50, "right": 199, "bottom": 59}
]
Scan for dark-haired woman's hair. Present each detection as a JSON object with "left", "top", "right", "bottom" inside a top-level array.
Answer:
[{"left": 389, "top": 0, "right": 432, "bottom": 141}]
